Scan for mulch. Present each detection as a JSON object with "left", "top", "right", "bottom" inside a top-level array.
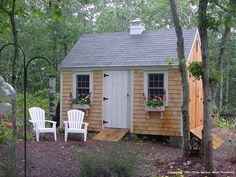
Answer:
[{"left": 1, "top": 127, "right": 235, "bottom": 177}]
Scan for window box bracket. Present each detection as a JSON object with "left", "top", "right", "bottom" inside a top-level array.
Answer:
[{"left": 145, "top": 105, "right": 164, "bottom": 119}]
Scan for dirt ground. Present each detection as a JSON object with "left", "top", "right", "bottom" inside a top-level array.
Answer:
[{"left": 1, "top": 127, "right": 236, "bottom": 177}]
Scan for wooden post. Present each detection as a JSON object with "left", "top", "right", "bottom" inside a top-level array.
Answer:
[{"left": 49, "top": 76, "right": 56, "bottom": 117}]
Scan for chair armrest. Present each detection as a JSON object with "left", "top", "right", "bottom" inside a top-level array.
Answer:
[
  {"left": 29, "top": 120, "right": 38, "bottom": 131},
  {"left": 82, "top": 122, "right": 89, "bottom": 130},
  {"left": 45, "top": 120, "right": 57, "bottom": 124},
  {"left": 63, "top": 121, "right": 69, "bottom": 124},
  {"left": 44, "top": 120, "right": 57, "bottom": 129}
]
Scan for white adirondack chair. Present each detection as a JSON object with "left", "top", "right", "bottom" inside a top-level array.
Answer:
[
  {"left": 29, "top": 107, "right": 57, "bottom": 141},
  {"left": 64, "top": 109, "right": 89, "bottom": 142}
]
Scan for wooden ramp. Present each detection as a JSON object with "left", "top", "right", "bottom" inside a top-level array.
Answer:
[
  {"left": 92, "top": 128, "right": 129, "bottom": 142},
  {"left": 190, "top": 126, "right": 224, "bottom": 149}
]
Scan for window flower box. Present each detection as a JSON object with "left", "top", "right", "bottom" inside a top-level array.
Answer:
[
  {"left": 145, "top": 96, "right": 164, "bottom": 112},
  {"left": 72, "top": 104, "right": 90, "bottom": 110},
  {"left": 145, "top": 96, "right": 165, "bottom": 119},
  {"left": 70, "top": 93, "right": 91, "bottom": 109},
  {"left": 145, "top": 105, "right": 165, "bottom": 112},
  {"left": 69, "top": 93, "right": 91, "bottom": 116}
]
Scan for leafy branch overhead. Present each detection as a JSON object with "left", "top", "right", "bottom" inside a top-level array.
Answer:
[
  {"left": 188, "top": 61, "right": 220, "bottom": 84},
  {"left": 206, "top": 0, "right": 236, "bottom": 30},
  {"left": 188, "top": 61, "right": 204, "bottom": 80}
]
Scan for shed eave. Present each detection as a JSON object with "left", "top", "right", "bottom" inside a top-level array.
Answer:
[{"left": 59, "top": 63, "right": 179, "bottom": 70}]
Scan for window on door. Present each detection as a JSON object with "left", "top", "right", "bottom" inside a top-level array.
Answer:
[{"left": 144, "top": 72, "right": 168, "bottom": 105}]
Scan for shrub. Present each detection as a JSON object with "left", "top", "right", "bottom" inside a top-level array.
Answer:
[
  {"left": 212, "top": 106, "right": 220, "bottom": 127},
  {"left": 0, "top": 121, "right": 13, "bottom": 143},
  {"left": 0, "top": 143, "right": 19, "bottom": 177},
  {"left": 78, "top": 144, "right": 137, "bottom": 177},
  {"left": 56, "top": 126, "right": 64, "bottom": 134},
  {"left": 229, "top": 118, "right": 236, "bottom": 131},
  {"left": 217, "top": 118, "right": 231, "bottom": 129},
  {"left": 17, "top": 89, "right": 59, "bottom": 118},
  {"left": 0, "top": 163, "right": 7, "bottom": 176}
]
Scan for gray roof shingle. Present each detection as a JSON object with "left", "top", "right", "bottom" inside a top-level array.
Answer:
[{"left": 60, "top": 28, "right": 197, "bottom": 68}]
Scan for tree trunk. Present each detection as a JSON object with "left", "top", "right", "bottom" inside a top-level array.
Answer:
[
  {"left": 9, "top": 12, "right": 19, "bottom": 89},
  {"left": 52, "top": 28, "right": 58, "bottom": 68},
  {"left": 49, "top": 76, "right": 56, "bottom": 117},
  {"left": 211, "top": 27, "right": 230, "bottom": 110},
  {"left": 198, "top": 0, "right": 214, "bottom": 174},
  {"left": 169, "top": 0, "right": 190, "bottom": 157},
  {"left": 219, "top": 71, "right": 224, "bottom": 111},
  {"left": 225, "top": 62, "right": 230, "bottom": 111},
  {"left": 218, "top": 27, "right": 230, "bottom": 111},
  {"left": 0, "top": 0, "right": 19, "bottom": 88}
]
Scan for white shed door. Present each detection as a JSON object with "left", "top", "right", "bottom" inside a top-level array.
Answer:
[{"left": 103, "top": 71, "right": 130, "bottom": 128}]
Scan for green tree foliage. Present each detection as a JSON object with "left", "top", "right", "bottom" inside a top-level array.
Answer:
[
  {"left": 188, "top": 61, "right": 204, "bottom": 80},
  {"left": 0, "top": 0, "right": 235, "bottom": 110}
]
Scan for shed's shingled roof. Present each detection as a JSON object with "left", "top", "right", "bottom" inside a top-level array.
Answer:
[{"left": 60, "top": 28, "right": 197, "bottom": 68}]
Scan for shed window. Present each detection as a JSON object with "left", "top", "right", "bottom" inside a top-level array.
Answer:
[
  {"left": 144, "top": 71, "right": 168, "bottom": 105},
  {"left": 76, "top": 75, "right": 90, "bottom": 96},
  {"left": 148, "top": 73, "right": 165, "bottom": 98}
]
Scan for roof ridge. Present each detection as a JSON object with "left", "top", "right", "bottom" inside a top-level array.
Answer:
[{"left": 80, "top": 27, "right": 198, "bottom": 38}]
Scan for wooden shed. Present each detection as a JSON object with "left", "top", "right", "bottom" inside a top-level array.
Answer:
[{"left": 59, "top": 19, "right": 203, "bottom": 140}]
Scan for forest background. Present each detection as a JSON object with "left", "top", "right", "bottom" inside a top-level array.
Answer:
[{"left": 0, "top": 0, "right": 235, "bottom": 112}]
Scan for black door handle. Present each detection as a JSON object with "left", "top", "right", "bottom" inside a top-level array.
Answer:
[
  {"left": 103, "top": 97, "right": 109, "bottom": 101},
  {"left": 103, "top": 120, "right": 108, "bottom": 124}
]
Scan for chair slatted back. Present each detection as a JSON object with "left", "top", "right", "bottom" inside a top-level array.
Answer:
[
  {"left": 67, "top": 109, "right": 85, "bottom": 129},
  {"left": 29, "top": 107, "right": 45, "bottom": 128}
]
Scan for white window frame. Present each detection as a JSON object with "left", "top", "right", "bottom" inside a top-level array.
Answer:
[
  {"left": 144, "top": 71, "right": 168, "bottom": 106},
  {"left": 72, "top": 72, "right": 93, "bottom": 100}
]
